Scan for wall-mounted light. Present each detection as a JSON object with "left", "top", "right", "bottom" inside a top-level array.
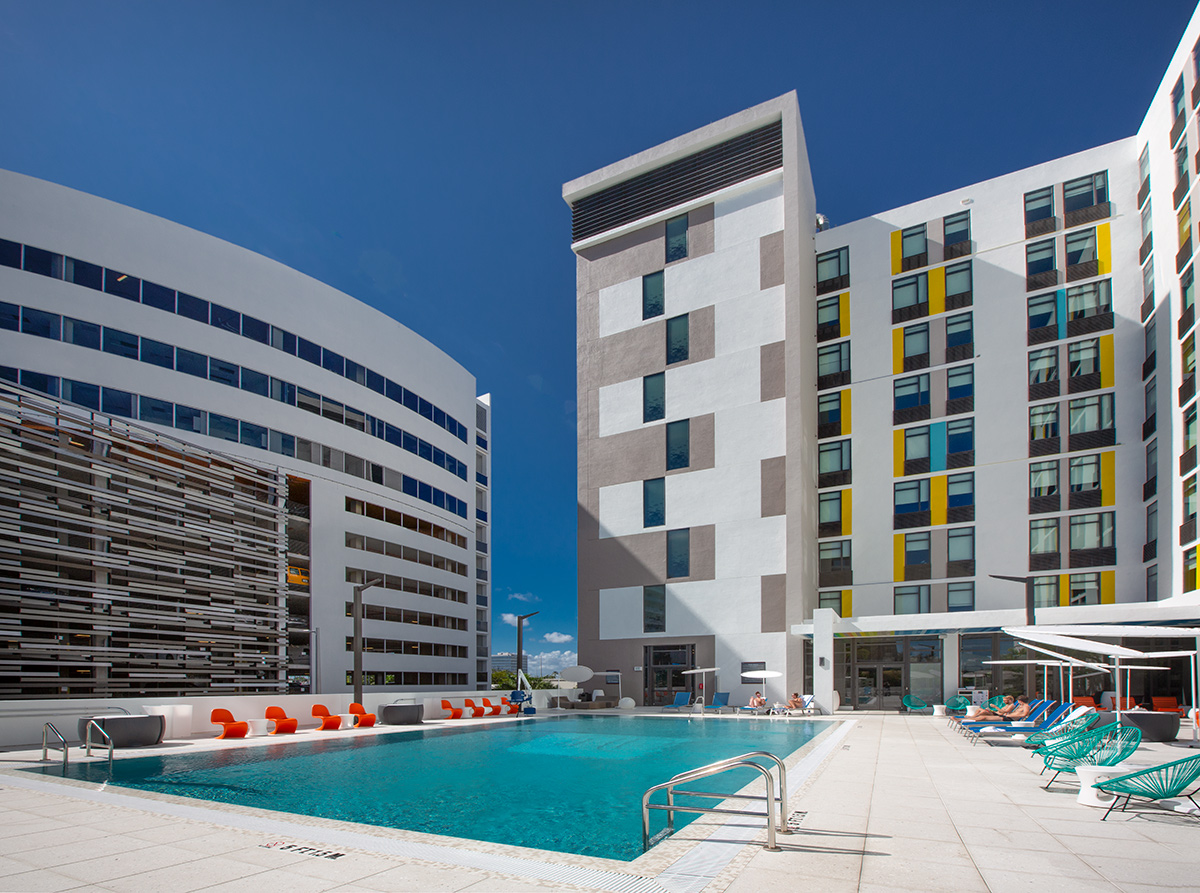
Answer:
[{"left": 819, "top": 657, "right": 829, "bottom": 669}]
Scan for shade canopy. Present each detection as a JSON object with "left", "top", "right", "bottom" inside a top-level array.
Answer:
[
  {"left": 1004, "top": 629, "right": 1145, "bottom": 658},
  {"left": 1020, "top": 642, "right": 1112, "bottom": 673},
  {"left": 681, "top": 667, "right": 719, "bottom": 675},
  {"left": 1006, "top": 624, "right": 1200, "bottom": 639},
  {"left": 559, "top": 665, "right": 594, "bottom": 684},
  {"left": 741, "top": 669, "right": 783, "bottom": 679}
]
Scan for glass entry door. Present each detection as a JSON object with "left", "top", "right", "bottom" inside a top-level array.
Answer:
[
  {"left": 855, "top": 665, "right": 904, "bottom": 710},
  {"left": 643, "top": 644, "right": 696, "bottom": 707}
]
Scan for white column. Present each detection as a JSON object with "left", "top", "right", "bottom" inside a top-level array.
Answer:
[
  {"left": 813, "top": 608, "right": 835, "bottom": 715},
  {"left": 941, "top": 633, "right": 959, "bottom": 704}
]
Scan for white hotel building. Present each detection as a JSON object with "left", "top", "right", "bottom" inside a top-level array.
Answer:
[
  {"left": 567, "top": 8, "right": 1200, "bottom": 710},
  {"left": 0, "top": 170, "right": 491, "bottom": 698}
]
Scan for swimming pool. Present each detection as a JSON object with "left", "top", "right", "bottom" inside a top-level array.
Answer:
[{"left": 31, "top": 714, "right": 824, "bottom": 861}]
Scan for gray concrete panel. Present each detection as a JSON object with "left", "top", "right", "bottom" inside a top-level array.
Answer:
[
  {"left": 761, "top": 455, "right": 787, "bottom": 517},
  {"left": 760, "top": 340, "right": 786, "bottom": 401},
  {"left": 760, "top": 230, "right": 785, "bottom": 290},
  {"left": 577, "top": 222, "right": 664, "bottom": 294},
  {"left": 931, "top": 367, "right": 947, "bottom": 418},
  {"left": 931, "top": 581, "right": 949, "bottom": 614},
  {"left": 761, "top": 573, "right": 787, "bottom": 633},
  {"left": 931, "top": 527, "right": 948, "bottom": 578},
  {"left": 688, "top": 203, "right": 715, "bottom": 260}
]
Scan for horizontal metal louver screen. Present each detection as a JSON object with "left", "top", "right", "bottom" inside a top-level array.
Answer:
[{"left": 571, "top": 120, "right": 783, "bottom": 242}]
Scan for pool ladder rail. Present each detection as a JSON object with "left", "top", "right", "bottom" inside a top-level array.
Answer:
[
  {"left": 85, "top": 720, "right": 114, "bottom": 770},
  {"left": 641, "top": 751, "right": 791, "bottom": 853},
  {"left": 40, "top": 720, "right": 114, "bottom": 771}
]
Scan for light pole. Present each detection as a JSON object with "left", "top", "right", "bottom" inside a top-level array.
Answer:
[
  {"left": 353, "top": 577, "right": 384, "bottom": 705},
  {"left": 516, "top": 611, "right": 539, "bottom": 683}
]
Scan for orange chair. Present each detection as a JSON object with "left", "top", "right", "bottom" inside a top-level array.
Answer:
[
  {"left": 441, "top": 699, "right": 463, "bottom": 719},
  {"left": 265, "top": 706, "right": 298, "bottom": 734},
  {"left": 500, "top": 697, "right": 521, "bottom": 715},
  {"left": 463, "top": 698, "right": 486, "bottom": 718},
  {"left": 1072, "top": 696, "right": 1096, "bottom": 710},
  {"left": 211, "top": 708, "right": 248, "bottom": 739},
  {"left": 312, "top": 704, "right": 343, "bottom": 730},
  {"left": 349, "top": 702, "right": 376, "bottom": 728},
  {"left": 1152, "top": 696, "right": 1185, "bottom": 714},
  {"left": 481, "top": 698, "right": 503, "bottom": 716}
]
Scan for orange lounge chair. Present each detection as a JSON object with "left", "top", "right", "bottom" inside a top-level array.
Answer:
[
  {"left": 312, "top": 704, "right": 343, "bottom": 730},
  {"left": 211, "top": 708, "right": 248, "bottom": 739},
  {"left": 265, "top": 706, "right": 298, "bottom": 734},
  {"left": 441, "top": 699, "right": 463, "bottom": 719},
  {"left": 463, "top": 698, "right": 485, "bottom": 718},
  {"left": 1152, "top": 696, "right": 1185, "bottom": 714},
  {"left": 481, "top": 698, "right": 503, "bottom": 716},
  {"left": 501, "top": 697, "right": 521, "bottom": 715},
  {"left": 349, "top": 702, "right": 376, "bottom": 728}
]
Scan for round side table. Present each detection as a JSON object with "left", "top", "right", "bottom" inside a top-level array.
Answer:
[{"left": 1074, "top": 762, "right": 1145, "bottom": 807}]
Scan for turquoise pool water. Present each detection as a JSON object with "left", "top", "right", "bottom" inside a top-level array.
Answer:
[{"left": 31, "top": 714, "right": 823, "bottom": 861}]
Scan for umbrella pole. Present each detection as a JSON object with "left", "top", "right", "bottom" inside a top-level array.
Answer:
[{"left": 1193, "top": 654, "right": 1198, "bottom": 745}]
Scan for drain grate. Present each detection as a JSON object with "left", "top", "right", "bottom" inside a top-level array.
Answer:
[
  {"left": 842, "top": 745, "right": 851, "bottom": 750},
  {"left": 786, "top": 810, "right": 807, "bottom": 830}
]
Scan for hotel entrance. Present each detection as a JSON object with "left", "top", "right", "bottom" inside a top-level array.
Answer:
[
  {"left": 642, "top": 643, "right": 696, "bottom": 707},
  {"left": 855, "top": 664, "right": 904, "bottom": 710},
  {"left": 806, "top": 635, "right": 943, "bottom": 710}
]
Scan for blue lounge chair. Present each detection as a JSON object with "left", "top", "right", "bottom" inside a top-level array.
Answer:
[
  {"left": 968, "top": 702, "right": 1072, "bottom": 743},
  {"left": 661, "top": 691, "right": 692, "bottom": 712},
  {"left": 960, "top": 701, "right": 1059, "bottom": 743},
  {"left": 959, "top": 700, "right": 1052, "bottom": 735},
  {"left": 704, "top": 692, "right": 730, "bottom": 714}
]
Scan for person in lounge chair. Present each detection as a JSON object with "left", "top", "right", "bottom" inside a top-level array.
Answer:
[
  {"left": 748, "top": 691, "right": 766, "bottom": 709},
  {"left": 969, "top": 695, "right": 1017, "bottom": 722},
  {"left": 787, "top": 692, "right": 805, "bottom": 709}
]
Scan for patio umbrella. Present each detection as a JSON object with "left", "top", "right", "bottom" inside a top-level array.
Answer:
[
  {"left": 558, "top": 666, "right": 593, "bottom": 708},
  {"left": 681, "top": 667, "right": 719, "bottom": 706},
  {"left": 741, "top": 669, "right": 783, "bottom": 704}
]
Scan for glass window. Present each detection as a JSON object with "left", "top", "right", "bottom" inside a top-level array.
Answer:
[
  {"left": 946, "top": 365, "right": 973, "bottom": 400},
  {"left": 139, "top": 396, "right": 173, "bottom": 426},
  {"left": 1185, "top": 267, "right": 1195, "bottom": 312},
  {"left": 894, "top": 478, "right": 930, "bottom": 514},
  {"left": 644, "top": 478, "right": 665, "bottom": 527},
  {"left": 1148, "top": 439, "right": 1158, "bottom": 481},
  {"left": 1186, "top": 476, "right": 1198, "bottom": 523},
  {"left": 665, "top": 214, "right": 688, "bottom": 263},
  {"left": 176, "top": 292, "right": 208, "bottom": 323},
  {"left": 948, "top": 582, "right": 974, "bottom": 612},
  {"left": 1065, "top": 229, "right": 1097, "bottom": 266},
  {"left": 1029, "top": 348, "right": 1058, "bottom": 384},
  {"left": 345, "top": 359, "right": 367, "bottom": 386},
  {"left": 1186, "top": 334, "right": 1196, "bottom": 377},
  {"left": 1030, "top": 518, "right": 1059, "bottom": 554},
  {"left": 947, "top": 419, "right": 974, "bottom": 453},
  {"left": 103, "top": 269, "right": 140, "bottom": 301},
  {"left": 901, "top": 224, "right": 927, "bottom": 259},
  {"left": 643, "top": 271, "right": 664, "bottom": 320},
  {"left": 905, "top": 426, "right": 930, "bottom": 460},
  {"left": 816, "top": 246, "right": 849, "bottom": 283},
  {"left": 241, "top": 314, "right": 269, "bottom": 344},
  {"left": 209, "top": 302, "right": 240, "bottom": 333},
  {"left": 175, "top": 347, "right": 207, "bottom": 378},
  {"left": 208, "top": 412, "right": 239, "bottom": 442},
  {"left": 62, "top": 379, "right": 100, "bottom": 410},
  {"left": 297, "top": 388, "right": 320, "bottom": 415},
  {"left": 1148, "top": 563, "right": 1159, "bottom": 601},
  {"left": 322, "top": 398, "right": 343, "bottom": 424},
  {"left": 321, "top": 347, "right": 344, "bottom": 376},
  {"left": 1187, "top": 549, "right": 1198, "bottom": 594},
  {"left": 101, "top": 327, "right": 138, "bottom": 359},
  {"left": 1148, "top": 501, "right": 1158, "bottom": 543},
  {"left": 667, "top": 529, "right": 690, "bottom": 578},
  {"left": 1028, "top": 293, "right": 1057, "bottom": 330},
  {"left": 948, "top": 527, "right": 974, "bottom": 561},
  {"left": 240, "top": 421, "right": 269, "bottom": 450},
  {"left": 1033, "top": 576, "right": 1059, "bottom": 608},
  {"left": 0, "top": 238, "right": 19, "bottom": 269},
  {"left": 1025, "top": 187, "right": 1054, "bottom": 223},
  {"left": 1063, "top": 172, "right": 1107, "bottom": 212},
  {"left": 819, "top": 440, "right": 851, "bottom": 474},
  {"left": 1030, "top": 404, "right": 1059, "bottom": 439},
  {"left": 895, "top": 586, "right": 930, "bottom": 615},
  {"left": 818, "top": 342, "right": 850, "bottom": 377},
  {"left": 1068, "top": 339, "right": 1100, "bottom": 377},
  {"left": 1069, "top": 454, "right": 1100, "bottom": 492},
  {"left": 1066, "top": 280, "right": 1112, "bottom": 319},
  {"left": 269, "top": 430, "right": 296, "bottom": 457},
  {"left": 20, "top": 370, "right": 59, "bottom": 397},
  {"left": 666, "top": 314, "right": 689, "bottom": 364},
  {"left": 1181, "top": 198, "right": 1192, "bottom": 246},
  {"left": 818, "top": 392, "right": 841, "bottom": 426},
  {"left": 298, "top": 337, "right": 321, "bottom": 365},
  {"left": 1142, "top": 200, "right": 1154, "bottom": 242},
  {"left": 1145, "top": 317, "right": 1156, "bottom": 360},
  {"left": 64, "top": 257, "right": 102, "bottom": 290},
  {"left": 271, "top": 326, "right": 297, "bottom": 354},
  {"left": 1068, "top": 394, "right": 1114, "bottom": 433},
  {"left": 1174, "top": 76, "right": 1187, "bottom": 119},
  {"left": 175, "top": 404, "right": 206, "bottom": 434},
  {"left": 139, "top": 337, "right": 173, "bottom": 369},
  {"left": 947, "top": 473, "right": 974, "bottom": 507},
  {"left": 100, "top": 386, "right": 133, "bottom": 417},
  {"left": 894, "top": 374, "right": 929, "bottom": 410},
  {"left": 819, "top": 491, "right": 842, "bottom": 524},
  {"left": 0, "top": 301, "right": 17, "bottom": 332},
  {"left": 1030, "top": 460, "right": 1059, "bottom": 497},
  {"left": 1145, "top": 378, "right": 1156, "bottom": 419},
  {"left": 141, "top": 281, "right": 175, "bottom": 312},
  {"left": 818, "top": 592, "right": 843, "bottom": 614},
  {"left": 208, "top": 358, "right": 240, "bottom": 387},
  {"left": 1144, "top": 257, "right": 1156, "bottom": 299},
  {"left": 270, "top": 378, "right": 296, "bottom": 405},
  {"left": 946, "top": 313, "right": 972, "bottom": 348},
  {"left": 892, "top": 273, "right": 927, "bottom": 309},
  {"left": 1186, "top": 405, "right": 1197, "bottom": 451},
  {"left": 819, "top": 540, "right": 851, "bottom": 569},
  {"left": 905, "top": 531, "right": 930, "bottom": 565},
  {"left": 903, "top": 323, "right": 928, "bottom": 357},
  {"left": 21, "top": 307, "right": 60, "bottom": 340},
  {"left": 240, "top": 367, "right": 269, "bottom": 397},
  {"left": 945, "top": 261, "right": 972, "bottom": 297},
  {"left": 1069, "top": 573, "right": 1101, "bottom": 606},
  {"left": 1026, "top": 240, "right": 1055, "bottom": 275},
  {"left": 643, "top": 585, "right": 666, "bottom": 633},
  {"left": 643, "top": 373, "right": 665, "bottom": 423},
  {"left": 1069, "top": 513, "right": 1115, "bottom": 550},
  {"left": 666, "top": 419, "right": 690, "bottom": 470},
  {"left": 944, "top": 211, "right": 970, "bottom": 246}
]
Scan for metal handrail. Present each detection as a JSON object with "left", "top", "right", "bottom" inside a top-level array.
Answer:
[
  {"left": 642, "top": 751, "right": 790, "bottom": 852},
  {"left": 85, "top": 720, "right": 113, "bottom": 770},
  {"left": 41, "top": 722, "right": 68, "bottom": 768}
]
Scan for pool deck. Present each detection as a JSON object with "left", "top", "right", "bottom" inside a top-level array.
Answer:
[{"left": 1, "top": 710, "right": 1197, "bottom": 892}]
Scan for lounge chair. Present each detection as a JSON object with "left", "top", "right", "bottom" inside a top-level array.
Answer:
[
  {"left": 704, "top": 692, "right": 731, "bottom": 714},
  {"left": 500, "top": 696, "right": 521, "bottom": 715},
  {"left": 349, "top": 702, "right": 376, "bottom": 727},
  {"left": 481, "top": 697, "right": 504, "bottom": 715},
  {"left": 1041, "top": 723, "right": 1142, "bottom": 788},
  {"left": 785, "top": 695, "right": 817, "bottom": 716},
  {"left": 312, "top": 704, "right": 343, "bottom": 730},
  {"left": 211, "top": 708, "right": 249, "bottom": 739},
  {"left": 969, "top": 703, "right": 1073, "bottom": 744},
  {"left": 264, "top": 706, "right": 298, "bottom": 734},
  {"left": 944, "top": 695, "right": 971, "bottom": 718},
  {"left": 1151, "top": 696, "right": 1186, "bottom": 715},
  {"left": 440, "top": 700, "right": 464, "bottom": 719},
  {"left": 463, "top": 699, "right": 485, "bottom": 718},
  {"left": 661, "top": 691, "right": 692, "bottom": 712},
  {"left": 737, "top": 702, "right": 770, "bottom": 716},
  {"left": 1095, "top": 754, "right": 1200, "bottom": 820},
  {"left": 1073, "top": 696, "right": 1098, "bottom": 711},
  {"left": 1023, "top": 707, "right": 1096, "bottom": 748},
  {"left": 901, "top": 694, "right": 931, "bottom": 714},
  {"left": 959, "top": 700, "right": 1054, "bottom": 739}
]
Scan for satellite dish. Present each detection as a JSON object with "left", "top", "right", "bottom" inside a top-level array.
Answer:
[{"left": 559, "top": 665, "right": 594, "bottom": 683}]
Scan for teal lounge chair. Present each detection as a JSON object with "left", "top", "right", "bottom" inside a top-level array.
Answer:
[
  {"left": 944, "top": 695, "right": 971, "bottom": 718},
  {"left": 704, "top": 692, "right": 730, "bottom": 714},
  {"left": 1042, "top": 723, "right": 1142, "bottom": 788},
  {"left": 1024, "top": 708, "right": 1096, "bottom": 749},
  {"left": 661, "top": 691, "right": 692, "bottom": 712},
  {"left": 1096, "top": 754, "right": 1200, "bottom": 820},
  {"left": 901, "top": 694, "right": 930, "bottom": 714}
]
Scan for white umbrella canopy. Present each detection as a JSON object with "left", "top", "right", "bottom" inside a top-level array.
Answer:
[
  {"left": 559, "top": 665, "right": 594, "bottom": 684},
  {"left": 681, "top": 667, "right": 719, "bottom": 706}
]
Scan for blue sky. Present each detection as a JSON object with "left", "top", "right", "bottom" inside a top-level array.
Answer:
[{"left": 0, "top": 1, "right": 1195, "bottom": 672}]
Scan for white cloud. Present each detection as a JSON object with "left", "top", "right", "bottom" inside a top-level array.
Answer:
[
  {"left": 508, "top": 592, "right": 540, "bottom": 603},
  {"left": 542, "top": 631, "right": 574, "bottom": 644},
  {"left": 500, "top": 613, "right": 532, "bottom": 628},
  {"left": 528, "top": 650, "right": 578, "bottom": 675}
]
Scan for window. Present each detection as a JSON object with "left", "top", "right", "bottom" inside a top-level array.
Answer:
[
  {"left": 104, "top": 269, "right": 139, "bottom": 301},
  {"left": 894, "top": 586, "right": 930, "bottom": 615},
  {"left": 20, "top": 370, "right": 59, "bottom": 397},
  {"left": 298, "top": 337, "right": 321, "bottom": 365},
  {"left": 100, "top": 387, "right": 134, "bottom": 417},
  {"left": 1186, "top": 334, "right": 1196, "bottom": 379},
  {"left": 175, "top": 291, "right": 208, "bottom": 323},
  {"left": 1066, "top": 280, "right": 1112, "bottom": 319},
  {"left": 1030, "top": 518, "right": 1059, "bottom": 554},
  {"left": 1187, "top": 477, "right": 1198, "bottom": 523},
  {"left": 901, "top": 224, "right": 927, "bottom": 260},
  {"left": 946, "top": 313, "right": 972, "bottom": 348},
  {"left": 818, "top": 592, "right": 843, "bottom": 614},
  {"left": 895, "top": 478, "right": 930, "bottom": 514},
  {"left": 905, "top": 426, "right": 930, "bottom": 460},
  {"left": 667, "top": 529, "right": 690, "bottom": 578},
  {"left": 643, "top": 271, "right": 664, "bottom": 320},
  {"left": 271, "top": 326, "right": 297, "bottom": 354},
  {"left": 1188, "top": 549, "right": 1198, "bottom": 594},
  {"left": 1187, "top": 405, "right": 1197, "bottom": 451},
  {"left": 1069, "top": 573, "right": 1101, "bottom": 606},
  {"left": 1029, "top": 348, "right": 1058, "bottom": 384},
  {"left": 819, "top": 491, "right": 842, "bottom": 527},
  {"left": 643, "top": 478, "right": 665, "bottom": 527},
  {"left": 643, "top": 585, "right": 665, "bottom": 633},
  {"left": 1063, "top": 172, "right": 1107, "bottom": 212},
  {"left": 1145, "top": 378, "right": 1156, "bottom": 421},
  {"left": 271, "top": 378, "right": 296, "bottom": 405},
  {"left": 740, "top": 662, "right": 767, "bottom": 685},
  {"left": 1030, "top": 404, "right": 1059, "bottom": 440},
  {"left": 818, "top": 392, "right": 842, "bottom": 427},
  {"left": 297, "top": 387, "right": 321, "bottom": 415},
  {"left": 1185, "top": 267, "right": 1195, "bottom": 313},
  {"left": 1068, "top": 339, "right": 1100, "bottom": 377},
  {"left": 101, "top": 327, "right": 139, "bottom": 359},
  {"left": 139, "top": 397, "right": 173, "bottom": 427},
  {"left": 209, "top": 302, "right": 240, "bottom": 333},
  {"left": 1069, "top": 513, "right": 1115, "bottom": 550},
  {"left": 905, "top": 532, "right": 930, "bottom": 566},
  {"left": 948, "top": 527, "right": 974, "bottom": 562},
  {"left": 1148, "top": 439, "right": 1158, "bottom": 481},
  {"left": 240, "top": 367, "right": 269, "bottom": 397},
  {"left": 21, "top": 307, "right": 60, "bottom": 340},
  {"left": 1148, "top": 564, "right": 1159, "bottom": 602},
  {"left": 1148, "top": 501, "right": 1159, "bottom": 544},
  {"left": 1028, "top": 293, "right": 1057, "bottom": 330},
  {"left": 1069, "top": 454, "right": 1100, "bottom": 493},
  {"left": 817, "top": 295, "right": 841, "bottom": 334},
  {"left": 176, "top": 347, "right": 207, "bottom": 378},
  {"left": 947, "top": 419, "right": 974, "bottom": 454},
  {"left": 208, "top": 358, "right": 239, "bottom": 387},
  {"left": 948, "top": 582, "right": 974, "bottom": 612},
  {"left": 643, "top": 373, "right": 665, "bottom": 423},
  {"left": 1065, "top": 229, "right": 1097, "bottom": 266},
  {"left": 666, "top": 419, "right": 690, "bottom": 470},
  {"left": 817, "top": 341, "right": 850, "bottom": 383},
  {"left": 819, "top": 541, "right": 852, "bottom": 581},
  {"left": 892, "top": 273, "right": 927, "bottom": 309},
  {"left": 819, "top": 440, "right": 851, "bottom": 476},
  {"left": 1181, "top": 198, "right": 1192, "bottom": 248},
  {"left": 62, "top": 380, "right": 99, "bottom": 410},
  {"left": 903, "top": 323, "right": 929, "bottom": 358},
  {"left": 1033, "top": 576, "right": 1059, "bottom": 608},
  {"left": 665, "top": 214, "right": 688, "bottom": 263},
  {"left": 894, "top": 374, "right": 929, "bottom": 410},
  {"left": 944, "top": 211, "right": 970, "bottom": 246},
  {"left": 947, "top": 473, "right": 974, "bottom": 507},
  {"left": 1144, "top": 257, "right": 1156, "bottom": 299},
  {"left": 1026, "top": 240, "right": 1055, "bottom": 275},
  {"left": 945, "top": 261, "right": 972, "bottom": 298},
  {"left": 64, "top": 257, "right": 102, "bottom": 290},
  {"left": 1145, "top": 317, "right": 1156, "bottom": 361},
  {"left": 1030, "top": 461, "right": 1058, "bottom": 497},
  {"left": 139, "top": 338, "right": 173, "bottom": 369},
  {"left": 241, "top": 314, "right": 269, "bottom": 344},
  {"left": 322, "top": 347, "right": 344, "bottom": 376},
  {"left": 1068, "top": 394, "right": 1114, "bottom": 434},
  {"left": 816, "top": 246, "right": 849, "bottom": 290},
  {"left": 946, "top": 365, "right": 973, "bottom": 400},
  {"left": 175, "top": 404, "right": 206, "bottom": 434},
  {"left": 1142, "top": 200, "right": 1154, "bottom": 243},
  {"left": 666, "top": 314, "right": 689, "bottom": 364},
  {"left": 1173, "top": 76, "right": 1187, "bottom": 121},
  {"left": 1025, "top": 187, "right": 1054, "bottom": 223}
]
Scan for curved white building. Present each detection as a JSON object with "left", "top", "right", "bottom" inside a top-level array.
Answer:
[{"left": 0, "top": 169, "right": 491, "bottom": 697}]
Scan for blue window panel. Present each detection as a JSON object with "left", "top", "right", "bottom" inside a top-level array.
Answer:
[
  {"left": 208, "top": 413, "right": 238, "bottom": 441},
  {"left": 433, "top": 407, "right": 446, "bottom": 428},
  {"left": 62, "top": 379, "right": 99, "bottom": 410},
  {"left": 929, "top": 422, "right": 947, "bottom": 472},
  {"left": 0, "top": 365, "right": 17, "bottom": 383},
  {"left": 433, "top": 446, "right": 445, "bottom": 469},
  {"left": 21, "top": 370, "right": 60, "bottom": 397},
  {"left": 64, "top": 257, "right": 103, "bottom": 290},
  {"left": 210, "top": 302, "right": 240, "bottom": 333},
  {"left": 401, "top": 475, "right": 418, "bottom": 497},
  {"left": 402, "top": 431, "right": 418, "bottom": 454},
  {"left": 270, "top": 326, "right": 296, "bottom": 354},
  {"left": 456, "top": 420, "right": 468, "bottom": 443},
  {"left": 176, "top": 347, "right": 208, "bottom": 378},
  {"left": 432, "top": 488, "right": 446, "bottom": 509},
  {"left": 403, "top": 388, "right": 418, "bottom": 412},
  {"left": 21, "top": 307, "right": 60, "bottom": 340},
  {"left": 667, "top": 419, "right": 690, "bottom": 470},
  {"left": 1055, "top": 290, "right": 1067, "bottom": 341},
  {"left": 240, "top": 367, "right": 269, "bottom": 397},
  {"left": 643, "top": 478, "right": 666, "bottom": 527},
  {"left": 175, "top": 404, "right": 206, "bottom": 433},
  {"left": 321, "top": 348, "right": 344, "bottom": 375},
  {"left": 139, "top": 397, "right": 174, "bottom": 426},
  {"left": 345, "top": 359, "right": 366, "bottom": 385},
  {"left": 63, "top": 318, "right": 100, "bottom": 349},
  {"left": 209, "top": 358, "right": 239, "bottom": 387},
  {"left": 947, "top": 421, "right": 974, "bottom": 454},
  {"left": 298, "top": 337, "right": 321, "bottom": 365},
  {"left": 667, "top": 528, "right": 690, "bottom": 578},
  {"left": 100, "top": 387, "right": 133, "bottom": 417},
  {"left": 643, "top": 373, "right": 665, "bottom": 422},
  {"left": 418, "top": 481, "right": 432, "bottom": 503},
  {"left": 104, "top": 269, "right": 140, "bottom": 301},
  {"left": 140, "top": 338, "right": 174, "bottom": 369},
  {"left": 418, "top": 440, "right": 432, "bottom": 462},
  {"left": 241, "top": 314, "right": 269, "bottom": 344},
  {"left": 666, "top": 215, "right": 688, "bottom": 263},
  {"left": 367, "top": 369, "right": 385, "bottom": 394},
  {"left": 270, "top": 378, "right": 296, "bottom": 405},
  {"left": 384, "top": 423, "right": 403, "bottom": 448},
  {"left": 0, "top": 239, "right": 20, "bottom": 269},
  {"left": 102, "top": 328, "right": 139, "bottom": 359},
  {"left": 0, "top": 301, "right": 19, "bottom": 330},
  {"left": 269, "top": 430, "right": 295, "bottom": 457},
  {"left": 24, "top": 246, "right": 63, "bottom": 279},
  {"left": 385, "top": 378, "right": 403, "bottom": 403},
  {"left": 418, "top": 397, "right": 433, "bottom": 420},
  {"left": 240, "top": 421, "right": 268, "bottom": 449},
  {"left": 477, "top": 434, "right": 488, "bottom": 450},
  {"left": 457, "top": 460, "right": 467, "bottom": 481},
  {"left": 176, "top": 292, "right": 209, "bottom": 323},
  {"left": 141, "top": 281, "right": 175, "bottom": 312}
]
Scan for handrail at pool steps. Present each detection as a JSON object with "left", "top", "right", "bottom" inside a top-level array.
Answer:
[
  {"left": 85, "top": 719, "right": 114, "bottom": 770},
  {"left": 41, "top": 722, "right": 67, "bottom": 768},
  {"left": 641, "top": 751, "right": 790, "bottom": 852}
]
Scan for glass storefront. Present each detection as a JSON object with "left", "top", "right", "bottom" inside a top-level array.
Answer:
[{"left": 804, "top": 636, "right": 941, "bottom": 710}]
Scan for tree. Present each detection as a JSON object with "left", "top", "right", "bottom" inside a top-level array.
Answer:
[{"left": 491, "top": 669, "right": 557, "bottom": 690}]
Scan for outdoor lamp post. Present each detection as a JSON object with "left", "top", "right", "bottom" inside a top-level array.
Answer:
[
  {"left": 516, "top": 611, "right": 539, "bottom": 683},
  {"left": 353, "top": 577, "right": 385, "bottom": 705}
]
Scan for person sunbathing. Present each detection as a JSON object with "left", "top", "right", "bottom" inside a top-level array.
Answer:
[
  {"left": 787, "top": 692, "right": 806, "bottom": 709},
  {"left": 748, "top": 691, "right": 767, "bottom": 709},
  {"left": 974, "top": 695, "right": 1032, "bottom": 723},
  {"left": 969, "top": 695, "right": 1016, "bottom": 722}
]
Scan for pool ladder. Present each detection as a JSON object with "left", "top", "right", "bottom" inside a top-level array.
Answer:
[
  {"left": 41, "top": 723, "right": 68, "bottom": 769},
  {"left": 641, "top": 751, "right": 791, "bottom": 852}
]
